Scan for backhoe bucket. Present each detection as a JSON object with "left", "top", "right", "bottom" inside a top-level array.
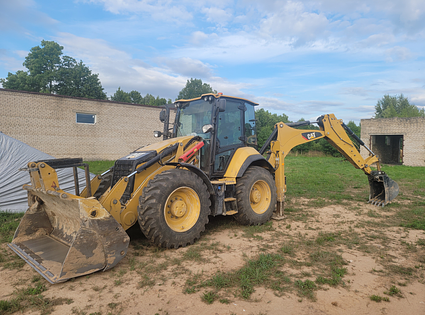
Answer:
[
  {"left": 368, "top": 171, "right": 399, "bottom": 206},
  {"left": 8, "top": 189, "right": 130, "bottom": 284}
]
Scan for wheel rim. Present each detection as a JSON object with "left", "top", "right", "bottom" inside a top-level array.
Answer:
[
  {"left": 249, "top": 180, "right": 271, "bottom": 214},
  {"left": 164, "top": 186, "right": 201, "bottom": 232}
]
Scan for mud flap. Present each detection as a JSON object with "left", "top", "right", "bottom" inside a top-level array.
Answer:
[
  {"left": 8, "top": 190, "right": 130, "bottom": 284},
  {"left": 368, "top": 171, "right": 399, "bottom": 206}
]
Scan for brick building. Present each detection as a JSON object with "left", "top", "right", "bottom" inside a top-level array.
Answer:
[
  {"left": 360, "top": 117, "right": 425, "bottom": 167},
  {"left": 0, "top": 89, "right": 168, "bottom": 160}
]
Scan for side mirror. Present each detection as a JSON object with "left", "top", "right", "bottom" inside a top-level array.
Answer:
[
  {"left": 218, "top": 99, "right": 226, "bottom": 112},
  {"left": 202, "top": 124, "right": 213, "bottom": 133},
  {"left": 159, "top": 109, "right": 166, "bottom": 122}
]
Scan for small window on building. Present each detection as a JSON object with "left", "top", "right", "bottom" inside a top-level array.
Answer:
[{"left": 76, "top": 113, "right": 96, "bottom": 124}]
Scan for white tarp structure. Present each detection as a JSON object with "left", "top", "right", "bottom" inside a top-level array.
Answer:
[{"left": 0, "top": 132, "right": 94, "bottom": 212}]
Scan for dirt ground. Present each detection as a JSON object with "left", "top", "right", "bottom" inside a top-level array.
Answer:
[{"left": 1, "top": 200, "right": 425, "bottom": 315}]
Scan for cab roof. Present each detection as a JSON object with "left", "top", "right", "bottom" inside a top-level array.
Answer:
[{"left": 175, "top": 93, "right": 259, "bottom": 106}]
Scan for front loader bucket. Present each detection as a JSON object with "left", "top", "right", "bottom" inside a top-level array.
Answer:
[
  {"left": 368, "top": 171, "right": 399, "bottom": 206},
  {"left": 8, "top": 189, "right": 130, "bottom": 284}
]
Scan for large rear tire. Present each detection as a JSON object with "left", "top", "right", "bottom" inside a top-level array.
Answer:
[
  {"left": 138, "top": 169, "right": 211, "bottom": 248},
  {"left": 234, "top": 166, "right": 276, "bottom": 225}
]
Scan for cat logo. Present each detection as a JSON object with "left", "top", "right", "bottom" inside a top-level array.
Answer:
[{"left": 301, "top": 132, "right": 322, "bottom": 141}]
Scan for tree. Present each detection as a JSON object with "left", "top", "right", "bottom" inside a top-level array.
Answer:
[
  {"left": 1, "top": 70, "right": 39, "bottom": 92},
  {"left": 144, "top": 93, "right": 156, "bottom": 105},
  {"left": 1, "top": 40, "right": 107, "bottom": 99},
  {"left": 375, "top": 94, "right": 424, "bottom": 118},
  {"left": 154, "top": 95, "right": 168, "bottom": 106},
  {"left": 110, "top": 88, "right": 172, "bottom": 106},
  {"left": 346, "top": 120, "right": 360, "bottom": 137},
  {"left": 177, "top": 78, "right": 216, "bottom": 100},
  {"left": 111, "top": 87, "right": 132, "bottom": 103},
  {"left": 129, "top": 90, "right": 143, "bottom": 104},
  {"left": 295, "top": 120, "right": 361, "bottom": 157},
  {"left": 55, "top": 56, "right": 106, "bottom": 99},
  {"left": 23, "top": 40, "right": 63, "bottom": 93},
  {"left": 290, "top": 119, "right": 322, "bottom": 154},
  {"left": 255, "top": 108, "right": 289, "bottom": 149}
]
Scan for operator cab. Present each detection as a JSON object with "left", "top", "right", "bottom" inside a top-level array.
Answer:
[{"left": 159, "top": 94, "right": 259, "bottom": 177}]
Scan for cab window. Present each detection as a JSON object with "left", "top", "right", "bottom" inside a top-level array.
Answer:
[
  {"left": 244, "top": 103, "right": 257, "bottom": 147},
  {"left": 217, "top": 100, "right": 243, "bottom": 148}
]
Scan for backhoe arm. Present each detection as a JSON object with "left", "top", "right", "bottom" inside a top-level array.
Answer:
[
  {"left": 265, "top": 114, "right": 398, "bottom": 215},
  {"left": 316, "top": 114, "right": 380, "bottom": 174}
]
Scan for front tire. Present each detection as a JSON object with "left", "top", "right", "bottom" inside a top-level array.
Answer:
[
  {"left": 138, "top": 169, "right": 211, "bottom": 248},
  {"left": 234, "top": 166, "right": 276, "bottom": 225}
]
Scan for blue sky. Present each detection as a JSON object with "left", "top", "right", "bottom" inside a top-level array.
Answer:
[{"left": 1, "top": 0, "right": 425, "bottom": 124}]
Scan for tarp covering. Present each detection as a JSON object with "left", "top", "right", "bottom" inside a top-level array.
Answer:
[{"left": 0, "top": 132, "right": 94, "bottom": 212}]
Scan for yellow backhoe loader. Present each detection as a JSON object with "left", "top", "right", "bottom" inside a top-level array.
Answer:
[{"left": 9, "top": 94, "right": 399, "bottom": 284}]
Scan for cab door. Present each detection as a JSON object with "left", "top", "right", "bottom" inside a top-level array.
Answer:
[{"left": 213, "top": 99, "right": 244, "bottom": 175}]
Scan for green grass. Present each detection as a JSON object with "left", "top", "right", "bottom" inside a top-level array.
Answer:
[
  {"left": 370, "top": 295, "right": 390, "bottom": 302},
  {"left": 0, "top": 279, "right": 67, "bottom": 314},
  {"left": 183, "top": 249, "right": 349, "bottom": 301},
  {"left": 284, "top": 156, "right": 367, "bottom": 202},
  {"left": 397, "top": 202, "right": 425, "bottom": 230},
  {"left": 284, "top": 156, "right": 425, "bottom": 200},
  {"left": 185, "top": 253, "right": 286, "bottom": 300},
  {"left": 83, "top": 160, "right": 115, "bottom": 175},
  {"left": 295, "top": 279, "right": 317, "bottom": 301},
  {"left": 242, "top": 221, "right": 274, "bottom": 239},
  {"left": 384, "top": 285, "right": 402, "bottom": 297},
  {"left": 284, "top": 156, "right": 425, "bottom": 230},
  {"left": 0, "top": 212, "right": 24, "bottom": 243},
  {"left": 202, "top": 291, "right": 218, "bottom": 304},
  {"left": 182, "top": 247, "right": 204, "bottom": 262},
  {"left": 0, "top": 212, "right": 27, "bottom": 270}
]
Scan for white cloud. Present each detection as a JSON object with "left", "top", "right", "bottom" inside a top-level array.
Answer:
[
  {"left": 84, "top": 0, "right": 193, "bottom": 23},
  {"left": 259, "top": 1, "right": 329, "bottom": 46},
  {"left": 52, "top": 32, "right": 248, "bottom": 100},
  {"left": 178, "top": 31, "right": 296, "bottom": 64},
  {"left": 341, "top": 87, "right": 370, "bottom": 97},
  {"left": 155, "top": 57, "right": 213, "bottom": 78},
  {"left": 349, "top": 105, "right": 375, "bottom": 113},
  {"left": 158, "top": 0, "right": 424, "bottom": 65},
  {"left": 0, "top": 0, "right": 57, "bottom": 33},
  {"left": 15, "top": 50, "right": 30, "bottom": 58},
  {"left": 189, "top": 31, "right": 215, "bottom": 46},
  {"left": 2, "top": 0, "right": 425, "bottom": 123},
  {"left": 75, "top": 0, "right": 425, "bottom": 65},
  {"left": 201, "top": 7, "right": 232, "bottom": 27},
  {"left": 0, "top": 52, "right": 26, "bottom": 74},
  {"left": 385, "top": 46, "right": 414, "bottom": 62},
  {"left": 355, "top": 33, "right": 395, "bottom": 49},
  {"left": 54, "top": 33, "right": 177, "bottom": 97},
  {"left": 255, "top": 96, "right": 294, "bottom": 112}
]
